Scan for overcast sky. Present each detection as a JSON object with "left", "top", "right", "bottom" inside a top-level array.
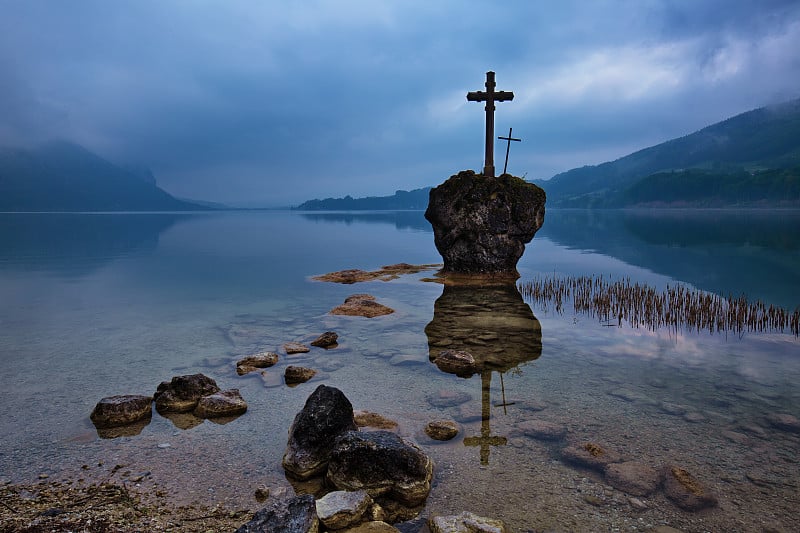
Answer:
[{"left": 2, "top": 1, "right": 799, "bottom": 206}]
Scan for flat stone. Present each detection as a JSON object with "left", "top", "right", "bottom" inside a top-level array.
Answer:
[
  {"left": 330, "top": 294, "right": 394, "bottom": 318},
  {"left": 341, "top": 522, "right": 400, "bottom": 532},
  {"left": 429, "top": 511, "right": 507, "bottom": 533},
  {"left": 561, "top": 442, "right": 622, "bottom": 470},
  {"left": 424, "top": 420, "right": 459, "bottom": 441},
  {"left": 663, "top": 466, "right": 718, "bottom": 511},
  {"left": 517, "top": 419, "right": 567, "bottom": 441},
  {"left": 765, "top": 412, "right": 800, "bottom": 433},
  {"left": 284, "top": 342, "right": 311, "bottom": 354},
  {"left": 426, "top": 389, "right": 471, "bottom": 408},
  {"left": 316, "top": 490, "right": 372, "bottom": 530},
  {"left": 193, "top": 389, "right": 247, "bottom": 418},
  {"left": 90, "top": 395, "right": 152, "bottom": 429},
  {"left": 604, "top": 461, "right": 662, "bottom": 496},
  {"left": 237, "top": 352, "right": 279, "bottom": 369},
  {"left": 285, "top": 366, "right": 317, "bottom": 385},
  {"left": 354, "top": 410, "right": 398, "bottom": 430}
]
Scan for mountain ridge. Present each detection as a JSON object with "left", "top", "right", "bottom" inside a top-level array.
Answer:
[{"left": 0, "top": 141, "right": 208, "bottom": 212}]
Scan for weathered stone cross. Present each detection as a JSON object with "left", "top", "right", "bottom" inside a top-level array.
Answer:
[{"left": 467, "top": 71, "right": 514, "bottom": 177}]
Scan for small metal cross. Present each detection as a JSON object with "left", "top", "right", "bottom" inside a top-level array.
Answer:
[{"left": 497, "top": 127, "right": 521, "bottom": 175}]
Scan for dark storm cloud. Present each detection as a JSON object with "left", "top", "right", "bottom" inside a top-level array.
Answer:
[{"left": 1, "top": 0, "right": 799, "bottom": 205}]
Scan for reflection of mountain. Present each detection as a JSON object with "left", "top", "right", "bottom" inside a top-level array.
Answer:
[
  {"left": 0, "top": 213, "right": 185, "bottom": 277},
  {"left": 300, "top": 211, "right": 431, "bottom": 232},
  {"left": 538, "top": 209, "right": 800, "bottom": 309},
  {"left": 425, "top": 284, "right": 542, "bottom": 373}
]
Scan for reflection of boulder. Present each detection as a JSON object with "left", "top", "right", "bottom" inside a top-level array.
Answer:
[
  {"left": 425, "top": 283, "right": 542, "bottom": 375},
  {"left": 425, "top": 171, "right": 545, "bottom": 274}
]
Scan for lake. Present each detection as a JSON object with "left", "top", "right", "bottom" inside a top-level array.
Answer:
[{"left": 0, "top": 209, "right": 798, "bottom": 532}]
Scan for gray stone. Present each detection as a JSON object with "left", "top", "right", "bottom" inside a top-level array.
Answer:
[
  {"left": 235, "top": 494, "right": 319, "bottom": 533},
  {"left": 237, "top": 352, "right": 279, "bottom": 372},
  {"left": 426, "top": 389, "right": 471, "bottom": 408},
  {"left": 424, "top": 170, "right": 545, "bottom": 274},
  {"left": 315, "top": 490, "right": 372, "bottom": 530},
  {"left": 327, "top": 430, "right": 433, "bottom": 507},
  {"left": 765, "top": 412, "right": 800, "bottom": 433},
  {"left": 90, "top": 395, "right": 152, "bottom": 428},
  {"left": 429, "top": 511, "right": 507, "bottom": 533},
  {"left": 154, "top": 374, "right": 220, "bottom": 413},
  {"left": 282, "top": 385, "right": 358, "bottom": 480},
  {"left": 604, "top": 461, "right": 662, "bottom": 496},
  {"left": 193, "top": 389, "right": 247, "bottom": 418}
]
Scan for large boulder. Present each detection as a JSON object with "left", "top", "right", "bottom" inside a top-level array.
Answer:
[
  {"left": 282, "top": 385, "right": 358, "bottom": 480},
  {"left": 425, "top": 170, "right": 545, "bottom": 275},
  {"left": 326, "top": 430, "right": 433, "bottom": 507},
  {"left": 315, "top": 490, "right": 373, "bottom": 530},
  {"left": 90, "top": 395, "right": 152, "bottom": 429},
  {"left": 154, "top": 373, "right": 220, "bottom": 413},
  {"left": 235, "top": 494, "right": 319, "bottom": 533}
]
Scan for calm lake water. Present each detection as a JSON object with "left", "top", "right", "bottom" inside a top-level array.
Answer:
[{"left": 0, "top": 209, "right": 798, "bottom": 532}]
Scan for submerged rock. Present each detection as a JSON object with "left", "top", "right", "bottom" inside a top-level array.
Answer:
[
  {"left": 327, "top": 430, "right": 433, "bottom": 507},
  {"left": 154, "top": 374, "right": 220, "bottom": 414},
  {"left": 425, "top": 170, "right": 545, "bottom": 275},
  {"left": 282, "top": 385, "right": 358, "bottom": 480},
  {"left": 765, "top": 412, "right": 800, "bottom": 433},
  {"left": 90, "top": 395, "right": 152, "bottom": 429},
  {"left": 354, "top": 410, "right": 398, "bottom": 430},
  {"left": 604, "top": 461, "right": 663, "bottom": 496},
  {"left": 431, "top": 350, "right": 481, "bottom": 377},
  {"left": 561, "top": 442, "right": 622, "bottom": 471},
  {"left": 235, "top": 494, "right": 319, "bottom": 533},
  {"left": 193, "top": 389, "right": 247, "bottom": 418},
  {"left": 517, "top": 419, "right": 567, "bottom": 441},
  {"left": 424, "top": 420, "right": 459, "bottom": 441},
  {"left": 663, "top": 466, "right": 718, "bottom": 511},
  {"left": 428, "top": 511, "right": 507, "bottom": 533},
  {"left": 313, "top": 264, "right": 439, "bottom": 284},
  {"left": 330, "top": 294, "right": 394, "bottom": 318}
]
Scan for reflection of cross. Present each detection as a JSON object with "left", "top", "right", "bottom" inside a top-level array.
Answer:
[
  {"left": 497, "top": 127, "right": 521, "bottom": 175},
  {"left": 467, "top": 71, "right": 514, "bottom": 177},
  {"left": 463, "top": 371, "right": 507, "bottom": 465}
]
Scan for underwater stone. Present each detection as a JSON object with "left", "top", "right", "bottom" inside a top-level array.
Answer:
[
  {"left": 663, "top": 466, "right": 718, "bottom": 511},
  {"left": 235, "top": 494, "right": 319, "bottom": 533},
  {"left": 604, "top": 461, "right": 663, "bottom": 496},
  {"left": 285, "top": 366, "right": 317, "bottom": 385},
  {"left": 424, "top": 420, "right": 459, "bottom": 441},
  {"left": 561, "top": 442, "right": 623, "bottom": 471},
  {"left": 429, "top": 511, "right": 507, "bottom": 533}
]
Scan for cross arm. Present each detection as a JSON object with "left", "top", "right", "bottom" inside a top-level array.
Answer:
[{"left": 467, "top": 91, "right": 486, "bottom": 102}]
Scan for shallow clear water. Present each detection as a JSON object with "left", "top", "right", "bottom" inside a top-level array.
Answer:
[{"left": 0, "top": 209, "right": 798, "bottom": 532}]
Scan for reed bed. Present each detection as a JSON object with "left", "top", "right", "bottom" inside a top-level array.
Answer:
[{"left": 518, "top": 275, "right": 800, "bottom": 338}]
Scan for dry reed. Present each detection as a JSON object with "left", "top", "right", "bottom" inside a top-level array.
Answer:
[{"left": 518, "top": 275, "right": 799, "bottom": 338}]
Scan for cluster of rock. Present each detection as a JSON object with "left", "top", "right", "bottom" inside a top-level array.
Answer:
[
  {"left": 89, "top": 373, "right": 247, "bottom": 436},
  {"left": 236, "top": 492, "right": 507, "bottom": 533},
  {"left": 233, "top": 384, "right": 503, "bottom": 532},
  {"left": 234, "top": 332, "right": 340, "bottom": 387},
  {"left": 313, "top": 263, "right": 439, "bottom": 284},
  {"left": 556, "top": 440, "right": 718, "bottom": 511},
  {"left": 424, "top": 170, "right": 546, "bottom": 276}
]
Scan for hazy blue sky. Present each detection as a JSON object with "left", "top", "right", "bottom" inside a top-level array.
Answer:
[{"left": 2, "top": 1, "right": 799, "bottom": 206}]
